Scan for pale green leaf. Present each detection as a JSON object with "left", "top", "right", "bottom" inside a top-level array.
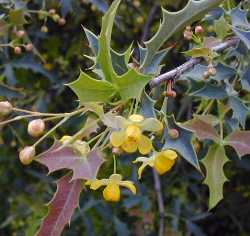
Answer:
[{"left": 202, "top": 145, "right": 228, "bottom": 209}]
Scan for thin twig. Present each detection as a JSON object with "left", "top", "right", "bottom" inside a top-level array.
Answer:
[
  {"left": 149, "top": 37, "right": 239, "bottom": 88},
  {"left": 153, "top": 169, "right": 165, "bottom": 236}
]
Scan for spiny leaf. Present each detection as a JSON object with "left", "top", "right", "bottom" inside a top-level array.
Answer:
[
  {"left": 183, "top": 117, "right": 220, "bottom": 142},
  {"left": 202, "top": 145, "right": 228, "bottom": 209},
  {"left": 231, "top": 7, "right": 250, "bottom": 49},
  {"left": 67, "top": 71, "right": 116, "bottom": 103},
  {"left": 228, "top": 96, "right": 249, "bottom": 128},
  {"left": 225, "top": 130, "right": 250, "bottom": 158},
  {"left": 36, "top": 141, "right": 105, "bottom": 180},
  {"left": 140, "top": 89, "right": 156, "bottom": 118},
  {"left": 214, "top": 15, "right": 230, "bottom": 40},
  {"left": 141, "top": 0, "right": 224, "bottom": 69},
  {"left": 36, "top": 174, "right": 83, "bottom": 236},
  {"left": 163, "top": 116, "right": 201, "bottom": 171}
]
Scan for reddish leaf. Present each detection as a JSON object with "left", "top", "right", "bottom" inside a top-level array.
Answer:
[
  {"left": 225, "top": 131, "right": 250, "bottom": 157},
  {"left": 36, "top": 142, "right": 105, "bottom": 180},
  {"left": 183, "top": 118, "right": 220, "bottom": 141},
  {"left": 36, "top": 175, "right": 83, "bottom": 236}
]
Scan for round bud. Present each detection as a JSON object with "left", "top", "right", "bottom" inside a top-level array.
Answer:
[
  {"left": 58, "top": 18, "right": 66, "bottom": 26},
  {"left": 163, "top": 90, "right": 176, "bottom": 98},
  {"left": 52, "top": 14, "right": 60, "bottom": 22},
  {"left": 28, "top": 119, "right": 45, "bottom": 137},
  {"left": 112, "top": 147, "right": 122, "bottom": 155},
  {"left": 195, "top": 25, "right": 204, "bottom": 34},
  {"left": 16, "top": 30, "right": 25, "bottom": 38},
  {"left": 168, "top": 129, "right": 179, "bottom": 139},
  {"left": 25, "top": 43, "right": 33, "bottom": 52},
  {"left": 0, "top": 101, "right": 13, "bottom": 116},
  {"left": 208, "top": 67, "right": 217, "bottom": 76},
  {"left": 49, "top": 9, "right": 56, "bottom": 15},
  {"left": 14, "top": 46, "right": 22, "bottom": 54},
  {"left": 203, "top": 71, "right": 210, "bottom": 80},
  {"left": 19, "top": 146, "right": 35, "bottom": 165},
  {"left": 185, "top": 25, "right": 192, "bottom": 31},
  {"left": 207, "top": 25, "right": 214, "bottom": 33},
  {"left": 133, "top": 0, "right": 140, "bottom": 7},
  {"left": 183, "top": 30, "right": 193, "bottom": 40},
  {"left": 171, "top": 90, "right": 177, "bottom": 98},
  {"left": 41, "top": 25, "right": 48, "bottom": 33}
]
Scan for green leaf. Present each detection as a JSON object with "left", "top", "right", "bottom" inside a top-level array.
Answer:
[
  {"left": 184, "top": 47, "right": 212, "bottom": 59},
  {"left": 214, "top": 15, "right": 230, "bottom": 40},
  {"left": 67, "top": 71, "right": 116, "bottom": 103},
  {"left": 202, "top": 145, "right": 228, "bottom": 209},
  {"left": 97, "top": 0, "right": 121, "bottom": 82},
  {"left": 141, "top": 0, "right": 224, "bottom": 69},
  {"left": 163, "top": 116, "right": 201, "bottom": 171},
  {"left": 9, "top": 9, "right": 27, "bottom": 25}
]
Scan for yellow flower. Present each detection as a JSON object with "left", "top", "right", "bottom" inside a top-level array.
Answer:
[
  {"left": 60, "top": 135, "right": 90, "bottom": 156},
  {"left": 133, "top": 149, "right": 178, "bottom": 179},
  {"left": 86, "top": 174, "right": 136, "bottom": 202},
  {"left": 109, "top": 114, "right": 163, "bottom": 155}
]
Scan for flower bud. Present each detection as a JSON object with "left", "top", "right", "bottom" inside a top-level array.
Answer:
[
  {"left": 112, "top": 147, "right": 122, "bottom": 155},
  {"left": 49, "top": 9, "right": 56, "bottom": 15},
  {"left": 168, "top": 129, "right": 179, "bottom": 139},
  {"left": 208, "top": 66, "right": 217, "bottom": 76},
  {"left": 0, "top": 101, "right": 13, "bottom": 116},
  {"left": 183, "top": 30, "right": 193, "bottom": 40},
  {"left": 195, "top": 25, "right": 204, "bottom": 34},
  {"left": 25, "top": 43, "right": 33, "bottom": 52},
  {"left": 28, "top": 119, "right": 45, "bottom": 137},
  {"left": 16, "top": 30, "right": 25, "bottom": 38},
  {"left": 58, "top": 18, "right": 66, "bottom": 26},
  {"left": 41, "top": 25, "right": 48, "bottom": 33},
  {"left": 19, "top": 146, "right": 35, "bottom": 165},
  {"left": 14, "top": 46, "right": 22, "bottom": 54},
  {"left": 203, "top": 71, "right": 210, "bottom": 80},
  {"left": 52, "top": 14, "right": 60, "bottom": 22}
]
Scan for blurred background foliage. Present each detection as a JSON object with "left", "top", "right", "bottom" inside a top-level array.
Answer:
[{"left": 1, "top": 0, "right": 250, "bottom": 235}]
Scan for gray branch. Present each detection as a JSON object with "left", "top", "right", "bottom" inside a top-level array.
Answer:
[{"left": 149, "top": 37, "right": 239, "bottom": 88}]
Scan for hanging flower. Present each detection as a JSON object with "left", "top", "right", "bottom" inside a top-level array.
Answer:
[
  {"left": 86, "top": 174, "right": 136, "bottom": 202},
  {"left": 133, "top": 149, "right": 178, "bottom": 179},
  {"left": 104, "top": 114, "right": 163, "bottom": 155}
]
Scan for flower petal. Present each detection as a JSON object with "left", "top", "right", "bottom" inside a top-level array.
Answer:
[
  {"left": 129, "top": 114, "right": 144, "bottom": 123},
  {"left": 121, "top": 138, "right": 138, "bottom": 153},
  {"left": 89, "top": 179, "right": 107, "bottom": 190},
  {"left": 120, "top": 181, "right": 136, "bottom": 194},
  {"left": 133, "top": 157, "right": 154, "bottom": 179},
  {"left": 141, "top": 118, "right": 163, "bottom": 132},
  {"left": 162, "top": 149, "right": 178, "bottom": 160},
  {"left": 138, "top": 135, "right": 152, "bottom": 155},
  {"left": 103, "top": 183, "right": 120, "bottom": 202},
  {"left": 103, "top": 114, "right": 128, "bottom": 130},
  {"left": 154, "top": 151, "right": 177, "bottom": 175},
  {"left": 110, "top": 130, "right": 126, "bottom": 147}
]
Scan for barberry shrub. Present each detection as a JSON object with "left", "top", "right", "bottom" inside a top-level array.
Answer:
[{"left": 1, "top": 0, "right": 250, "bottom": 235}]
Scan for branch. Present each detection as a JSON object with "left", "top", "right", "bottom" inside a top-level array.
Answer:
[
  {"left": 153, "top": 169, "right": 165, "bottom": 236},
  {"left": 149, "top": 37, "right": 239, "bottom": 88}
]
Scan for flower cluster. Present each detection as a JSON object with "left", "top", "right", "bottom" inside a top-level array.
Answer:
[{"left": 85, "top": 114, "right": 178, "bottom": 202}]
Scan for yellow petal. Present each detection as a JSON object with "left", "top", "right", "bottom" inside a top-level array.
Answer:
[
  {"left": 161, "top": 149, "right": 178, "bottom": 160},
  {"left": 129, "top": 114, "right": 144, "bottom": 123},
  {"left": 138, "top": 135, "right": 152, "bottom": 155},
  {"left": 103, "top": 183, "right": 120, "bottom": 202},
  {"left": 120, "top": 181, "right": 136, "bottom": 194},
  {"left": 110, "top": 131, "right": 125, "bottom": 147},
  {"left": 60, "top": 135, "right": 72, "bottom": 143},
  {"left": 121, "top": 138, "right": 138, "bottom": 153},
  {"left": 154, "top": 151, "right": 177, "bottom": 175},
  {"left": 141, "top": 118, "right": 163, "bottom": 132},
  {"left": 133, "top": 157, "right": 154, "bottom": 179},
  {"left": 89, "top": 179, "right": 107, "bottom": 190},
  {"left": 125, "top": 125, "right": 141, "bottom": 141}
]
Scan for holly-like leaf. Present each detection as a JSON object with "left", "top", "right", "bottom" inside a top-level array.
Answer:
[
  {"left": 141, "top": 0, "right": 224, "bottom": 69},
  {"left": 214, "top": 15, "right": 230, "bottom": 40},
  {"left": 69, "top": 0, "right": 151, "bottom": 103},
  {"left": 36, "top": 174, "right": 83, "bottom": 236},
  {"left": 191, "top": 83, "right": 227, "bottom": 99},
  {"left": 202, "top": 145, "right": 228, "bottom": 209},
  {"left": 225, "top": 131, "right": 250, "bottom": 157},
  {"left": 163, "top": 116, "right": 201, "bottom": 171},
  {"left": 228, "top": 96, "right": 249, "bottom": 128},
  {"left": 183, "top": 117, "right": 220, "bottom": 142},
  {"left": 67, "top": 71, "right": 116, "bottom": 103},
  {"left": 140, "top": 89, "right": 156, "bottom": 118},
  {"left": 242, "top": 63, "right": 250, "bottom": 92},
  {"left": 231, "top": 7, "right": 250, "bottom": 49},
  {"left": 36, "top": 142, "right": 105, "bottom": 180}
]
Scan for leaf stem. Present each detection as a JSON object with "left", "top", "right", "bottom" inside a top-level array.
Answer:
[{"left": 113, "top": 155, "right": 117, "bottom": 174}]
